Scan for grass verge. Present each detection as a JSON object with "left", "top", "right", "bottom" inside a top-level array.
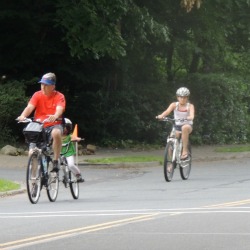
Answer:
[
  {"left": 0, "top": 179, "right": 20, "bottom": 192},
  {"left": 215, "top": 145, "right": 250, "bottom": 153},
  {"left": 86, "top": 155, "right": 163, "bottom": 164}
]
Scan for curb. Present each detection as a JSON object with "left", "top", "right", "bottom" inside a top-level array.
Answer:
[
  {"left": 79, "top": 154, "right": 250, "bottom": 168},
  {"left": 79, "top": 161, "right": 161, "bottom": 168},
  {"left": 192, "top": 154, "right": 250, "bottom": 162},
  {"left": 0, "top": 182, "right": 26, "bottom": 198},
  {"left": 0, "top": 188, "right": 26, "bottom": 198}
]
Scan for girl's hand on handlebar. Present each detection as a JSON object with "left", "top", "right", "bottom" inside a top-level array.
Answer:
[
  {"left": 156, "top": 115, "right": 164, "bottom": 120},
  {"left": 71, "top": 135, "right": 84, "bottom": 142}
]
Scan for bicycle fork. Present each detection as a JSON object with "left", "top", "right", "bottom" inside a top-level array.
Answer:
[
  {"left": 61, "top": 157, "right": 69, "bottom": 187},
  {"left": 167, "top": 137, "right": 178, "bottom": 164},
  {"left": 174, "top": 139, "right": 183, "bottom": 166}
]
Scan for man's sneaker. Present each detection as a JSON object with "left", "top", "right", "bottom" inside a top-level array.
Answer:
[
  {"left": 76, "top": 174, "right": 84, "bottom": 183},
  {"left": 51, "top": 160, "right": 59, "bottom": 172}
]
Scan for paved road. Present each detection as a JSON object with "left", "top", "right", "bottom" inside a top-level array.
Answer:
[
  {"left": 0, "top": 145, "right": 249, "bottom": 188},
  {"left": 1, "top": 154, "right": 250, "bottom": 249}
]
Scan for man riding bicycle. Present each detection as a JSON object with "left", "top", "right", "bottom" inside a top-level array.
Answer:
[{"left": 17, "top": 72, "right": 66, "bottom": 172}]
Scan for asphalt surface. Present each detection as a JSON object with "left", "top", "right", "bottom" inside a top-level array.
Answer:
[{"left": 0, "top": 145, "right": 250, "bottom": 197}]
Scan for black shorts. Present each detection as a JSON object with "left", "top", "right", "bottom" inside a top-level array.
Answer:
[
  {"left": 174, "top": 124, "right": 193, "bottom": 132},
  {"left": 44, "top": 124, "right": 63, "bottom": 142},
  {"left": 29, "top": 124, "right": 63, "bottom": 149}
]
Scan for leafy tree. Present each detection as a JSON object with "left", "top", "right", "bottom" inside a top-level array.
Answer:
[
  {"left": 1, "top": 0, "right": 250, "bottom": 147},
  {"left": 56, "top": 0, "right": 129, "bottom": 59}
]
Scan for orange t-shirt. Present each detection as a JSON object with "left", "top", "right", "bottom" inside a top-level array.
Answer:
[{"left": 29, "top": 90, "right": 66, "bottom": 127}]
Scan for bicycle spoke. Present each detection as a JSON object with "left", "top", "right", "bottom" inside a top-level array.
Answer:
[
  {"left": 26, "top": 154, "right": 42, "bottom": 204},
  {"left": 69, "top": 171, "right": 79, "bottom": 199},
  {"left": 180, "top": 144, "right": 192, "bottom": 180},
  {"left": 46, "top": 160, "right": 59, "bottom": 202},
  {"left": 164, "top": 142, "right": 176, "bottom": 182}
]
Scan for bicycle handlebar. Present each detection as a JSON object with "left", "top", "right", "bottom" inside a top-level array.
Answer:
[
  {"left": 157, "top": 117, "right": 189, "bottom": 123},
  {"left": 16, "top": 117, "right": 62, "bottom": 124},
  {"left": 16, "top": 118, "right": 32, "bottom": 123},
  {"left": 162, "top": 117, "right": 175, "bottom": 122},
  {"left": 71, "top": 138, "right": 84, "bottom": 142},
  {"left": 62, "top": 138, "right": 84, "bottom": 147}
]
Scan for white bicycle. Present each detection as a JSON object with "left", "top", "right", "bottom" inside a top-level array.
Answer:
[{"left": 161, "top": 117, "right": 192, "bottom": 182}]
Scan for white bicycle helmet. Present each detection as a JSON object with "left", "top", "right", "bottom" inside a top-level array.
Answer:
[
  {"left": 64, "top": 118, "right": 72, "bottom": 132},
  {"left": 176, "top": 87, "right": 190, "bottom": 97}
]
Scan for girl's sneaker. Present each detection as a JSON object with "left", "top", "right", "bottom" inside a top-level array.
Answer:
[{"left": 76, "top": 174, "right": 84, "bottom": 183}]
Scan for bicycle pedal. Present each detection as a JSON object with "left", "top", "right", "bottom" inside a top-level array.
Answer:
[
  {"left": 62, "top": 176, "right": 68, "bottom": 187},
  {"left": 180, "top": 162, "right": 189, "bottom": 168}
]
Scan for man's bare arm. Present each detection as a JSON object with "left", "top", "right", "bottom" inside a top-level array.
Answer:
[{"left": 17, "top": 104, "right": 35, "bottom": 121}]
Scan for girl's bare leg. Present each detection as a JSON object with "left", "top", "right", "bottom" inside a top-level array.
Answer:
[{"left": 181, "top": 124, "right": 192, "bottom": 159}]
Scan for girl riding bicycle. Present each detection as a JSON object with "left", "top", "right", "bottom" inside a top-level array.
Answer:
[
  {"left": 61, "top": 118, "right": 84, "bottom": 182},
  {"left": 156, "top": 87, "right": 195, "bottom": 161}
]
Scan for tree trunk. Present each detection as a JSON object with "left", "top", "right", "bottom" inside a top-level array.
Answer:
[
  {"left": 166, "top": 41, "right": 175, "bottom": 81},
  {"left": 189, "top": 52, "right": 200, "bottom": 73}
]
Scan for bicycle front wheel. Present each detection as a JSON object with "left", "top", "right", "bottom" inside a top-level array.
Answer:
[
  {"left": 26, "top": 154, "right": 42, "bottom": 204},
  {"left": 163, "top": 141, "right": 176, "bottom": 182},
  {"left": 180, "top": 143, "right": 192, "bottom": 180},
  {"left": 69, "top": 171, "right": 79, "bottom": 199},
  {"left": 46, "top": 160, "right": 59, "bottom": 202}
]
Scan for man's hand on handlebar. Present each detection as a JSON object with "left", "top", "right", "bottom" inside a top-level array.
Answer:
[
  {"left": 16, "top": 115, "right": 26, "bottom": 122},
  {"left": 46, "top": 115, "right": 58, "bottom": 123},
  {"left": 16, "top": 116, "right": 32, "bottom": 123}
]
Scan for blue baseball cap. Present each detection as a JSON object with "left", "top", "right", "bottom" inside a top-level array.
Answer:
[{"left": 38, "top": 73, "right": 56, "bottom": 85}]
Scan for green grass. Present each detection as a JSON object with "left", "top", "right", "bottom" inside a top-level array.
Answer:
[
  {"left": 0, "top": 179, "right": 20, "bottom": 192},
  {"left": 86, "top": 144, "right": 250, "bottom": 164},
  {"left": 215, "top": 145, "right": 250, "bottom": 153},
  {"left": 86, "top": 155, "right": 162, "bottom": 164}
]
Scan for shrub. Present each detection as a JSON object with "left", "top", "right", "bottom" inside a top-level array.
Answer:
[
  {"left": 0, "top": 80, "right": 28, "bottom": 146},
  {"left": 187, "top": 73, "right": 250, "bottom": 144}
]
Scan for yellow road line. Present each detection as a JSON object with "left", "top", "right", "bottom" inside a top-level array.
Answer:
[
  {"left": 2, "top": 199, "right": 250, "bottom": 249},
  {"left": 203, "top": 199, "right": 250, "bottom": 208},
  {"left": 0, "top": 213, "right": 156, "bottom": 249}
]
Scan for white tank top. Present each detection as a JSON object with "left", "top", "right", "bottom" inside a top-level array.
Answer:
[{"left": 174, "top": 102, "right": 193, "bottom": 126}]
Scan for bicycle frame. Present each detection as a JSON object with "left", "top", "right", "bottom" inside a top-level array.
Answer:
[
  {"left": 168, "top": 134, "right": 183, "bottom": 166},
  {"left": 165, "top": 119, "right": 183, "bottom": 166}
]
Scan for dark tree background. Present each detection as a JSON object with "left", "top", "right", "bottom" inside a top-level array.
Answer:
[{"left": 0, "top": 0, "right": 250, "bottom": 147}]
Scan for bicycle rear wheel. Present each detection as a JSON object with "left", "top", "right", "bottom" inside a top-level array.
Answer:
[
  {"left": 26, "top": 154, "right": 42, "bottom": 204},
  {"left": 180, "top": 143, "right": 192, "bottom": 180},
  {"left": 163, "top": 141, "right": 176, "bottom": 182},
  {"left": 46, "top": 160, "right": 59, "bottom": 202},
  {"left": 69, "top": 171, "right": 79, "bottom": 199}
]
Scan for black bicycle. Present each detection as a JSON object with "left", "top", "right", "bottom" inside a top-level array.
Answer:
[
  {"left": 20, "top": 118, "right": 59, "bottom": 204},
  {"left": 160, "top": 117, "right": 192, "bottom": 182},
  {"left": 60, "top": 140, "right": 80, "bottom": 199}
]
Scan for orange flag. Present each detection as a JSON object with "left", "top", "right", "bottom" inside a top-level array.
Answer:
[{"left": 72, "top": 124, "right": 78, "bottom": 137}]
